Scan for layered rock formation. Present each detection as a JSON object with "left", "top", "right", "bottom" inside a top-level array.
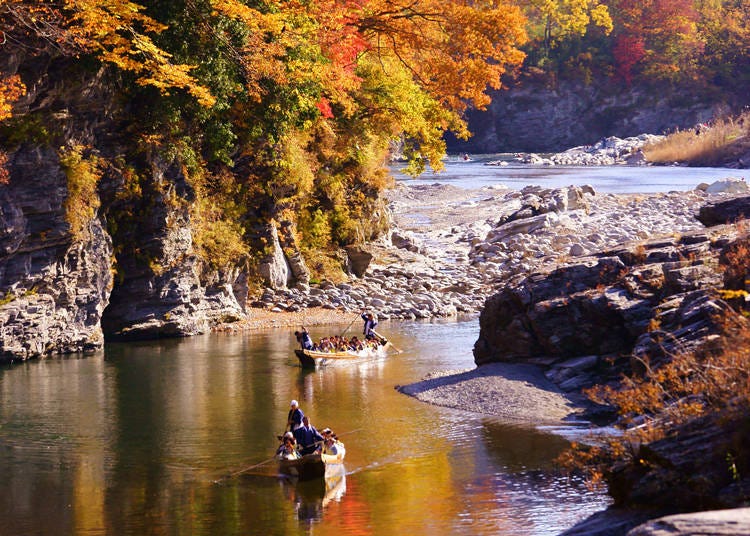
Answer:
[
  {"left": 474, "top": 194, "right": 750, "bottom": 514},
  {"left": 0, "top": 147, "right": 112, "bottom": 360},
  {"left": 100, "top": 161, "right": 247, "bottom": 341}
]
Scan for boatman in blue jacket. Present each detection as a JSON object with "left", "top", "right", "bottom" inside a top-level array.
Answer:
[
  {"left": 361, "top": 311, "right": 378, "bottom": 340},
  {"left": 294, "top": 326, "right": 314, "bottom": 350},
  {"left": 287, "top": 400, "right": 304, "bottom": 432},
  {"left": 293, "top": 416, "right": 324, "bottom": 455}
]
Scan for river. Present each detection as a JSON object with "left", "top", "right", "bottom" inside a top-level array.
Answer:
[
  {"left": 393, "top": 156, "right": 739, "bottom": 193},
  {"left": 0, "top": 318, "right": 608, "bottom": 536},
  {"left": 3, "top": 162, "right": 736, "bottom": 535}
]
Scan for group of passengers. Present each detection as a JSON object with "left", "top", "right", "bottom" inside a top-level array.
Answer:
[
  {"left": 276, "top": 400, "right": 343, "bottom": 460},
  {"left": 294, "top": 311, "right": 383, "bottom": 353},
  {"left": 312, "top": 334, "right": 380, "bottom": 353}
]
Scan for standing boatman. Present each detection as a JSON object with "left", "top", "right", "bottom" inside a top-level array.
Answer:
[
  {"left": 294, "top": 326, "right": 314, "bottom": 350},
  {"left": 287, "top": 400, "right": 304, "bottom": 432},
  {"left": 361, "top": 311, "right": 378, "bottom": 341}
]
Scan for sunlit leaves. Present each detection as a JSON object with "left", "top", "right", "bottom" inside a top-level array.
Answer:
[{"left": 0, "top": 74, "right": 25, "bottom": 122}]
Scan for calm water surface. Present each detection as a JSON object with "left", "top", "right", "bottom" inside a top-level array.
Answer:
[
  {"left": 0, "top": 319, "right": 608, "bottom": 535},
  {"left": 393, "top": 156, "right": 738, "bottom": 193}
]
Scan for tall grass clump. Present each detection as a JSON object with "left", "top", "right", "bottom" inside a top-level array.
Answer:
[{"left": 643, "top": 112, "right": 750, "bottom": 166}]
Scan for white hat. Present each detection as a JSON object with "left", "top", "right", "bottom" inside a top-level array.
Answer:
[{"left": 290, "top": 400, "right": 298, "bottom": 407}]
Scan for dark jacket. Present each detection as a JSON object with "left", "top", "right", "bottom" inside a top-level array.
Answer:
[
  {"left": 293, "top": 425, "right": 324, "bottom": 455},
  {"left": 287, "top": 407, "right": 304, "bottom": 431}
]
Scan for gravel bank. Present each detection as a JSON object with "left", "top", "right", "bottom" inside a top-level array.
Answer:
[{"left": 396, "top": 362, "right": 588, "bottom": 423}]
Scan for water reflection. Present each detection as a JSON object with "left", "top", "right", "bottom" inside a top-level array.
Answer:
[
  {"left": 280, "top": 469, "right": 347, "bottom": 526},
  {"left": 0, "top": 320, "right": 610, "bottom": 535}
]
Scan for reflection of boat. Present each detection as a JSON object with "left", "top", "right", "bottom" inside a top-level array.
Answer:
[
  {"left": 278, "top": 446, "right": 346, "bottom": 481},
  {"left": 295, "top": 345, "right": 388, "bottom": 368},
  {"left": 283, "top": 468, "right": 347, "bottom": 523}
]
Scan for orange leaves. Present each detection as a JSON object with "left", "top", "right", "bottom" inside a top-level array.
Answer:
[
  {"left": 0, "top": 74, "right": 25, "bottom": 122},
  {"left": 0, "top": 74, "right": 25, "bottom": 184},
  {"left": 354, "top": 0, "right": 527, "bottom": 113},
  {"left": 208, "top": 0, "right": 288, "bottom": 101}
]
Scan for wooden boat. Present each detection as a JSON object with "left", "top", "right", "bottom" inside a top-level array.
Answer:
[
  {"left": 295, "top": 345, "right": 388, "bottom": 368},
  {"left": 278, "top": 445, "right": 346, "bottom": 481}
]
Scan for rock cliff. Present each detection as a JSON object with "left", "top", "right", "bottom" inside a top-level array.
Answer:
[
  {"left": 0, "top": 147, "right": 112, "bottom": 360},
  {"left": 447, "top": 78, "right": 730, "bottom": 153}
]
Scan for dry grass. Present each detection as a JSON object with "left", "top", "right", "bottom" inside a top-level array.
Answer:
[{"left": 643, "top": 112, "right": 750, "bottom": 166}]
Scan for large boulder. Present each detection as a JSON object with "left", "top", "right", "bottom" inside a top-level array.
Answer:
[{"left": 696, "top": 195, "right": 750, "bottom": 226}]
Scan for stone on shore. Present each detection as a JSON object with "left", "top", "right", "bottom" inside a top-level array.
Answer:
[{"left": 627, "top": 507, "right": 750, "bottom": 536}]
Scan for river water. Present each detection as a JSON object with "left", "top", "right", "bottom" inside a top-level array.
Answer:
[
  {"left": 1, "top": 319, "right": 608, "bottom": 536},
  {"left": 2, "top": 163, "right": 736, "bottom": 535},
  {"left": 393, "top": 156, "right": 738, "bottom": 193}
]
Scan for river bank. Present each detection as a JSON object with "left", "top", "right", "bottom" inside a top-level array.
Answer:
[{"left": 230, "top": 176, "right": 747, "bottom": 427}]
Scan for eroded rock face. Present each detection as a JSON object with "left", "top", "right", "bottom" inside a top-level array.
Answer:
[
  {"left": 0, "top": 147, "right": 113, "bottom": 361},
  {"left": 100, "top": 159, "right": 245, "bottom": 341}
]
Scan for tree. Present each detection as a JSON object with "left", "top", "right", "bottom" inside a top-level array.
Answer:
[
  {"left": 608, "top": 0, "right": 703, "bottom": 82},
  {"left": 517, "top": 0, "right": 612, "bottom": 67}
]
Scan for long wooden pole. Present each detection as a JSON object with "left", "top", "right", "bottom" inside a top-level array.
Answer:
[{"left": 340, "top": 315, "right": 359, "bottom": 337}]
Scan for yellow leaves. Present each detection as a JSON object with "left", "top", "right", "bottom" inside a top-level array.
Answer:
[
  {"left": 59, "top": 144, "right": 102, "bottom": 238},
  {"left": 520, "top": 0, "right": 612, "bottom": 44},
  {"left": 0, "top": 74, "right": 25, "bottom": 122},
  {"left": 12, "top": 0, "right": 218, "bottom": 107}
]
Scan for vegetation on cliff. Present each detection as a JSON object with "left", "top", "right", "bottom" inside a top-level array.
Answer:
[{"left": 0, "top": 0, "right": 528, "bottom": 280}]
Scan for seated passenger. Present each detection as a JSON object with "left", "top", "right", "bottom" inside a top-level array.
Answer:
[
  {"left": 319, "top": 428, "right": 339, "bottom": 456},
  {"left": 276, "top": 432, "right": 300, "bottom": 460}
]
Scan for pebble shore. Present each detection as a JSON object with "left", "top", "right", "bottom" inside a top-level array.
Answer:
[{"left": 245, "top": 181, "right": 726, "bottom": 324}]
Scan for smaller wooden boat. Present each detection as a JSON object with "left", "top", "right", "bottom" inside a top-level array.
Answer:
[
  {"left": 295, "top": 345, "right": 388, "bottom": 368},
  {"left": 278, "top": 445, "right": 346, "bottom": 481}
]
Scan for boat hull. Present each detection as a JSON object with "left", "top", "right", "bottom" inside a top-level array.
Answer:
[
  {"left": 295, "top": 347, "right": 386, "bottom": 368},
  {"left": 278, "top": 448, "right": 346, "bottom": 481}
]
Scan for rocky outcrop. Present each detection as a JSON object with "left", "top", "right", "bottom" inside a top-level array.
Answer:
[
  {"left": 258, "top": 223, "right": 293, "bottom": 289},
  {"left": 0, "top": 147, "right": 113, "bottom": 361},
  {"left": 473, "top": 225, "right": 743, "bottom": 376},
  {"left": 609, "top": 413, "right": 750, "bottom": 512},
  {"left": 100, "top": 159, "right": 245, "bottom": 341}
]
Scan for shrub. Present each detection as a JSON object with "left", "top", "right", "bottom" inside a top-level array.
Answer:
[
  {"left": 560, "top": 306, "right": 750, "bottom": 491},
  {"left": 59, "top": 144, "right": 102, "bottom": 239}
]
